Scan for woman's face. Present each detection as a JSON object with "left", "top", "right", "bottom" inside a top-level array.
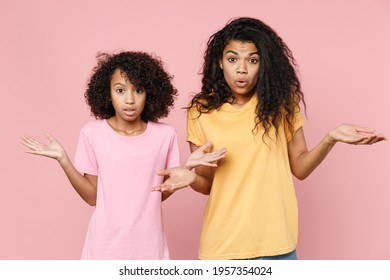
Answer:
[{"left": 219, "top": 40, "right": 260, "bottom": 105}]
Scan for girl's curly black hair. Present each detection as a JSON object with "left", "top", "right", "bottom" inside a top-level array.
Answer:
[
  {"left": 85, "top": 51, "right": 177, "bottom": 122},
  {"left": 189, "top": 17, "right": 305, "bottom": 138}
]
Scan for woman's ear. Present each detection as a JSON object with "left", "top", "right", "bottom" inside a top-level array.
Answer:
[{"left": 219, "top": 60, "right": 223, "bottom": 69}]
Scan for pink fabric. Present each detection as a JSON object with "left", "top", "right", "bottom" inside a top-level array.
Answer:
[{"left": 74, "top": 119, "right": 180, "bottom": 259}]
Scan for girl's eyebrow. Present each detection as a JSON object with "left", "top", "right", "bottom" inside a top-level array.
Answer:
[{"left": 112, "top": 82, "right": 126, "bottom": 87}]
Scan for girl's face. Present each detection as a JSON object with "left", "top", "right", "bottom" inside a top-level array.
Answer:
[
  {"left": 219, "top": 40, "right": 260, "bottom": 104},
  {"left": 110, "top": 69, "right": 146, "bottom": 124}
]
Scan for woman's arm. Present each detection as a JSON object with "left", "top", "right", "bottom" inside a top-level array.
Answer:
[
  {"left": 153, "top": 142, "right": 226, "bottom": 195},
  {"left": 288, "top": 124, "right": 386, "bottom": 180},
  {"left": 186, "top": 142, "right": 216, "bottom": 195},
  {"left": 21, "top": 134, "right": 98, "bottom": 206}
]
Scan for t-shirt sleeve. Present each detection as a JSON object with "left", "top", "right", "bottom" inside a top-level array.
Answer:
[
  {"left": 166, "top": 129, "right": 180, "bottom": 169},
  {"left": 187, "top": 107, "right": 207, "bottom": 147},
  {"left": 285, "top": 107, "right": 305, "bottom": 142},
  {"left": 74, "top": 127, "right": 99, "bottom": 176}
]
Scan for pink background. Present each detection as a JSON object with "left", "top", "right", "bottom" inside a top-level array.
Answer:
[{"left": 1, "top": 0, "right": 389, "bottom": 259}]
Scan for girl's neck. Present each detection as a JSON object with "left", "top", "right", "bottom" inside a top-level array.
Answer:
[{"left": 107, "top": 117, "right": 147, "bottom": 137}]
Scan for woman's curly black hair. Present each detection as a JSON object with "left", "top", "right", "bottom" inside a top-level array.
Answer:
[
  {"left": 189, "top": 17, "right": 305, "bottom": 138},
  {"left": 85, "top": 51, "right": 177, "bottom": 122}
]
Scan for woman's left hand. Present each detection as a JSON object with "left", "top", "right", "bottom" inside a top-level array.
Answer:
[{"left": 327, "top": 124, "right": 386, "bottom": 145}]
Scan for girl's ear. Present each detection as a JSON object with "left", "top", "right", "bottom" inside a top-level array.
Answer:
[{"left": 219, "top": 60, "right": 223, "bottom": 69}]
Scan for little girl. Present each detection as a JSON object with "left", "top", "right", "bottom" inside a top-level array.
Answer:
[{"left": 21, "top": 51, "right": 224, "bottom": 260}]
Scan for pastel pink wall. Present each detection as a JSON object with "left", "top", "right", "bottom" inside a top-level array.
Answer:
[{"left": 1, "top": 0, "right": 389, "bottom": 259}]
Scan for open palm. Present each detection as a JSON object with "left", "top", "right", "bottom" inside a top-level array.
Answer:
[
  {"left": 329, "top": 124, "right": 386, "bottom": 145},
  {"left": 184, "top": 141, "right": 227, "bottom": 169},
  {"left": 21, "top": 134, "right": 66, "bottom": 161}
]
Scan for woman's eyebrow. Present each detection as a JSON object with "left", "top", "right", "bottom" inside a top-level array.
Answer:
[{"left": 225, "top": 50, "right": 259, "bottom": 56}]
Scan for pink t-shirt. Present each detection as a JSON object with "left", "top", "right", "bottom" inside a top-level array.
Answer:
[{"left": 74, "top": 119, "right": 180, "bottom": 259}]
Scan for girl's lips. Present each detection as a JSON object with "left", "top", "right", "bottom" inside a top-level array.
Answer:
[{"left": 124, "top": 108, "right": 136, "bottom": 116}]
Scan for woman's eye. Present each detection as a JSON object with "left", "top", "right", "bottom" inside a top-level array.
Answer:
[
  {"left": 135, "top": 88, "right": 144, "bottom": 94},
  {"left": 227, "top": 57, "right": 236, "bottom": 62},
  {"left": 116, "top": 88, "right": 124, "bottom": 93},
  {"left": 249, "top": 58, "right": 259, "bottom": 63}
]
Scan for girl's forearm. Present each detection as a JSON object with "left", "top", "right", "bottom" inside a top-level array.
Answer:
[{"left": 58, "top": 155, "right": 97, "bottom": 206}]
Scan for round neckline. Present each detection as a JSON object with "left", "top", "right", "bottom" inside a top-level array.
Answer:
[
  {"left": 222, "top": 94, "right": 257, "bottom": 112},
  {"left": 104, "top": 119, "right": 150, "bottom": 139}
]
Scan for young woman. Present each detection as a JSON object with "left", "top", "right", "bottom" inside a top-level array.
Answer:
[{"left": 155, "top": 17, "right": 386, "bottom": 260}]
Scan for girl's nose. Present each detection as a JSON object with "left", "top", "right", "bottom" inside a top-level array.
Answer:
[{"left": 124, "top": 92, "right": 135, "bottom": 104}]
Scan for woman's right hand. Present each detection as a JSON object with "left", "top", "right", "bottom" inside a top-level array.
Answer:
[
  {"left": 184, "top": 141, "right": 227, "bottom": 170},
  {"left": 21, "top": 133, "right": 67, "bottom": 163}
]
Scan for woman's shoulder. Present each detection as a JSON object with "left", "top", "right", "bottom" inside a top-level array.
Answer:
[{"left": 186, "top": 96, "right": 213, "bottom": 117}]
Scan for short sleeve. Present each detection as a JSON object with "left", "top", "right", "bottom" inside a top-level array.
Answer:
[
  {"left": 187, "top": 107, "right": 207, "bottom": 147},
  {"left": 166, "top": 129, "right": 180, "bottom": 169},
  {"left": 285, "top": 107, "right": 305, "bottom": 142},
  {"left": 74, "top": 128, "right": 99, "bottom": 176}
]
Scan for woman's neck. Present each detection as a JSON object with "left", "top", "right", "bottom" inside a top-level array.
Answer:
[{"left": 230, "top": 92, "right": 255, "bottom": 108}]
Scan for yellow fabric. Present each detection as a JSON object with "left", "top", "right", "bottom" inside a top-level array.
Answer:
[{"left": 187, "top": 95, "right": 304, "bottom": 260}]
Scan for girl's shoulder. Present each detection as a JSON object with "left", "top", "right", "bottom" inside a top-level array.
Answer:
[
  {"left": 148, "top": 121, "right": 176, "bottom": 134},
  {"left": 79, "top": 119, "right": 106, "bottom": 135},
  {"left": 147, "top": 122, "right": 178, "bottom": 140}
]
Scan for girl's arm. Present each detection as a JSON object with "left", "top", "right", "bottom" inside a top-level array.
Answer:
[
  {"left": 21, "top": 134, "right": 98, "bottom": 206},
  {"left": 153, "top": 142, "right": 226, "bottom": 195},
  {"left": 288, "top": 124, "right": 386, "bottom": 180}
]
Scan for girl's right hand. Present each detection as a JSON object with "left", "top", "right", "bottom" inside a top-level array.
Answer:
[{"left": 21, "top": 133, "right": 67, "bottom": 163}]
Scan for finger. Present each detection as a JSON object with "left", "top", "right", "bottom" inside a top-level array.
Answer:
[
  {"left": 45, "top": 133, "right": 57, "bottom": 143},
  {"left": 171, "top": 182, "right": 190, "bottom": 191},
  {"left": 354, "top": 126, "right": 376, "bottom": 134},
  {"left": 20, "top": 136, "right": 32, "bottom": 147},
  {"left": 20, "top": 136, "right": 42, "bottom": 150},
  {"left": 152, "top": 182, "right": 172, "bottom": 192},
  {"left": 156, "top": 169, "right": 171, "bottom": 176},
  {"left": 210, "top": 148, "right": 227, "bottom": 157},
  {"left": 20, "top": 136, "right": 36, "bottom": 145},
  {"left": 24, "top": 150, "right": 46, "bottom": 156},
  {"left": 151, "top": 186, "right": 163, "bottom": 192},
  {"left": 160, "top": 185, "right": 174, "bottom": 192},
  {"left": 355, "top": 135, "right": 375, "bottom": 145},
  {"left": 368, "top": 135, "right": 387, "bottom": 144},
  {"left": 197, "top": 141, "right": 213, "bottom": 153},
  {"left": 22, "top": 136, "right": 44, "bottom": 147},
  {"left": 199, "top": 162, "right": 218, "bottom": 167},
  {"left": 209, "top": 153, "right": 226, "bottom": 161},
  {"left": 204, "top": 153, "right": 226, "bottom": 163}
]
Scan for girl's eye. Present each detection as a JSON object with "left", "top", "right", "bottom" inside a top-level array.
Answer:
[
  {"left": 249, "top": 58, "right": 259, "bottom": 64},
  {"left": 227, "top": 57, "right": 236, "bottom": 62},
  {"left": 116, "top": 88, "right": 124, "bottom": 93},
  {"left": 135, "top": 88, "right": 144, "bottom": 94}
]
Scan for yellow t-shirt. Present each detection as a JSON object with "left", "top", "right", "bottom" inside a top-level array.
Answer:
[{"left": 187, "top": 95, "right": 304, "bottom": 260}]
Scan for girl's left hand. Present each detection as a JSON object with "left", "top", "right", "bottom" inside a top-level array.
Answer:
[
  {"left": 152, "top": 141, "right": 227, "bottom": 193},
  {"left": 327, "top": 124, "right": 387, "bottom": 145},
  {"left": 152, "top": 167, "right": 196, "bottom": 192}
]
